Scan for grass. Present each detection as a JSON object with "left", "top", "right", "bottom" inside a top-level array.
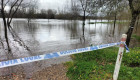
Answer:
[
  {"left": 88, "top": 21, "right": 130, "bottom": 24},
  {"left": 132, "top": 34, "right": 140, "bottom": 41},
  {"left": 64, "top": 47, "right": 140, "bottom": 80}
]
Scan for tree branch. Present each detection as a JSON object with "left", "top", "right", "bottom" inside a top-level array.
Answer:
[
  {"left": 8, "top": 0, "right": 23, "bottom": 25},
  {"left": 80, "top": 0, "right": 85, "bottom": 11},
  {"left": 7, "top": 0, "right": 19, "bottom": 22},
  {"left": 85, "top": 0, "right": 88, "bottom": 11},
  {"left": 4, "top": 0, "right": 10, "bottom": 9}
]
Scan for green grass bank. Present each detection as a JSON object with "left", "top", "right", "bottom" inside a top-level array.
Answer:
[{"left": 65, "top": 47, "right": 140, "bottom": 80}]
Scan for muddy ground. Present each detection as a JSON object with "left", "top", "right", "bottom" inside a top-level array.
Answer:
[{"left": 0, "top": 64, "right": 68, "bottom": 80}]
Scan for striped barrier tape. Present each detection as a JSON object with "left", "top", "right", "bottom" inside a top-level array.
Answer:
[
  {"left": 0, "top": 42, "right": 127, "bottom": 69},
  {"left": 124, "top": 42, "right": 130, "bottom": 53}
]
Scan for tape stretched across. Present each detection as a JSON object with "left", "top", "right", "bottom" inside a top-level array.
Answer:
[
  {"left": 0, "top": 42, "right": 123, "bottom": 69},
  {"left": 124, "top": 42, "right": 130, "bottom": 53}
]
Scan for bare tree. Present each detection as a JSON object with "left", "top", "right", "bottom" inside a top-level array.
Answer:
[
  {"left": 47, "top": 9, "right": 57, "bottom": 22},
  {"left": 1, "top": 0, "right": 23, "bottom": 53},
  {"left": 99, "top": 0, "right": 140, "bottom": 46},
  {"left": 26, "top": 0, "right": 38, "bottom": 23},
  {"left": 78, "top": 0, "right": 100, "bottom": 25},
  {"left": 70, "top": 0, "right": 80, "bottom": 19},
  {"left": 100, "top": 0, "right": 127, "bottom": 35},
  {"left": 0, "top": 0, "right": 33, "bottom": 57},
  {"left": 40, "top": 9, "right": 47, "bottom": 18},
  {"left": 79, "top": 0, "right": 89, "bottom": 25}
]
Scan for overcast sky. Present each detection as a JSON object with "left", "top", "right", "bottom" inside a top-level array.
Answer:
[{"left": 39, "top": 0, "right": 68, "bottom": 10}]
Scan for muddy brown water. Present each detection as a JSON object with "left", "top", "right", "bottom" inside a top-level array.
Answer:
[{"left": 0, "top": 19, "right": 139, "bottom": 78}]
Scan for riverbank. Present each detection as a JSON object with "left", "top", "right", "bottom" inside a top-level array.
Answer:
[
  {"left": 64, "top": 35, "right": 140, "bottom": 80},
  {"left": 65, "top": 47, "right": 140, "bottom": 80}
]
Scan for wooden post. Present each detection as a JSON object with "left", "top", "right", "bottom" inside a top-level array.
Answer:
[{"left": 113, "top": 34, "right": 127, "bottom": 80}]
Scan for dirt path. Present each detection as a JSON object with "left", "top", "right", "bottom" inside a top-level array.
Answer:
[
  {"left": 31, "top": 64, "right": 69, "bottom": 80},
  {"left": 0, "top": 64, "right": 69, "bottom": 80}
]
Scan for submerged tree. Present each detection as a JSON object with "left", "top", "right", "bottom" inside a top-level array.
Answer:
[
  {"left": 79, "top": 0, "right": 89, "bottom": 25},
  {"left": 1, "top": 0, "right": 24, "bottom": 54},
  {"left": 26, "top": 0, "right": 38, "bottom": 23},
  {"left": 46, "top": 9, "right": 57, "bottom": 21},
  {"left": 78, "top": 0, "right": 103, "bottom": 25},
  {"left": 100, "top": 0, "right": 127, "bottom": 35},
  {"left": 98, "top": 0, "right": 139, "bottom": 46},
  {"left": 0, "top": 0, "right": 32, "bottom": 58},
  {"left": 70, "top": 0, "right": 80, "bottom": 19}
]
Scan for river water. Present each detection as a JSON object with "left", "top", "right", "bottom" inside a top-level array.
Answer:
[
  {"left": 3, "top": 19, "right": 131, "bottom": 53},
  {"left": 0, "top": 18, "right": 139, "bottom": 78}
]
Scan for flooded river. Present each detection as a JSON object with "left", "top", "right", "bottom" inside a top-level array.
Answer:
[
  {"left": 1, "top": 19, "right": 131, "bottom": 53},
  {"left": 0, "top": 19, "right": 139, "bottom": 78}
]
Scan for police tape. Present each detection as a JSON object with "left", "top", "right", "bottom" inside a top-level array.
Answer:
[
  {"left": 124, "top": 42, "right": 130, "bottom": 53},
  {"left": 0, "top": 42, "right": 127, "bottom": 69}
]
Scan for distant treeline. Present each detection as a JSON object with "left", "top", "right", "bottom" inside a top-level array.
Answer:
[
  {"left": 0, "top": 6, "right": 132, "bottom": 20},
  {"left": 0, "top": 9, "right": 96, "bottom": 20},
  {"left": 0, "top": 11, "right": 127, "bottom": 20}
]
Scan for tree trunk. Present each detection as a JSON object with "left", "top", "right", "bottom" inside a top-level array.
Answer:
[
  {"left": 1, "top": 8, "right": 11, "bottom": 52},
  {"left": 113, "top": 13, "right": 117, "bottom": 35},
  {"left": 101, "top": 17, "right": 102, "bottom": 23},
  {"left": 82, "top": 24, "right": 85, "bottom": 43},
  {"left": 82, "top": 24, "right": 85, "bottom": 37},
  {"left": 83, "top": 10, "right": 86, "bottom": 25},
  {"left": 126, "top": 13, "right": 138, "bottom": 46},
  {"left": 135, "top": 16, "right": 139, "bottom": 32},
  {"left": 95, "top": 18, "right": 97, "bottom": 27}
]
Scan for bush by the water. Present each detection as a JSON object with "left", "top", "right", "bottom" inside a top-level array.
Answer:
[{"left": 65, "top": 47, "right": 140, "bottom": 80}]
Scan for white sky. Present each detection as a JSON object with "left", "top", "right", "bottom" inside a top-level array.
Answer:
[{"left": 39, "top": 0, "right": 68, "bottom": 10}]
